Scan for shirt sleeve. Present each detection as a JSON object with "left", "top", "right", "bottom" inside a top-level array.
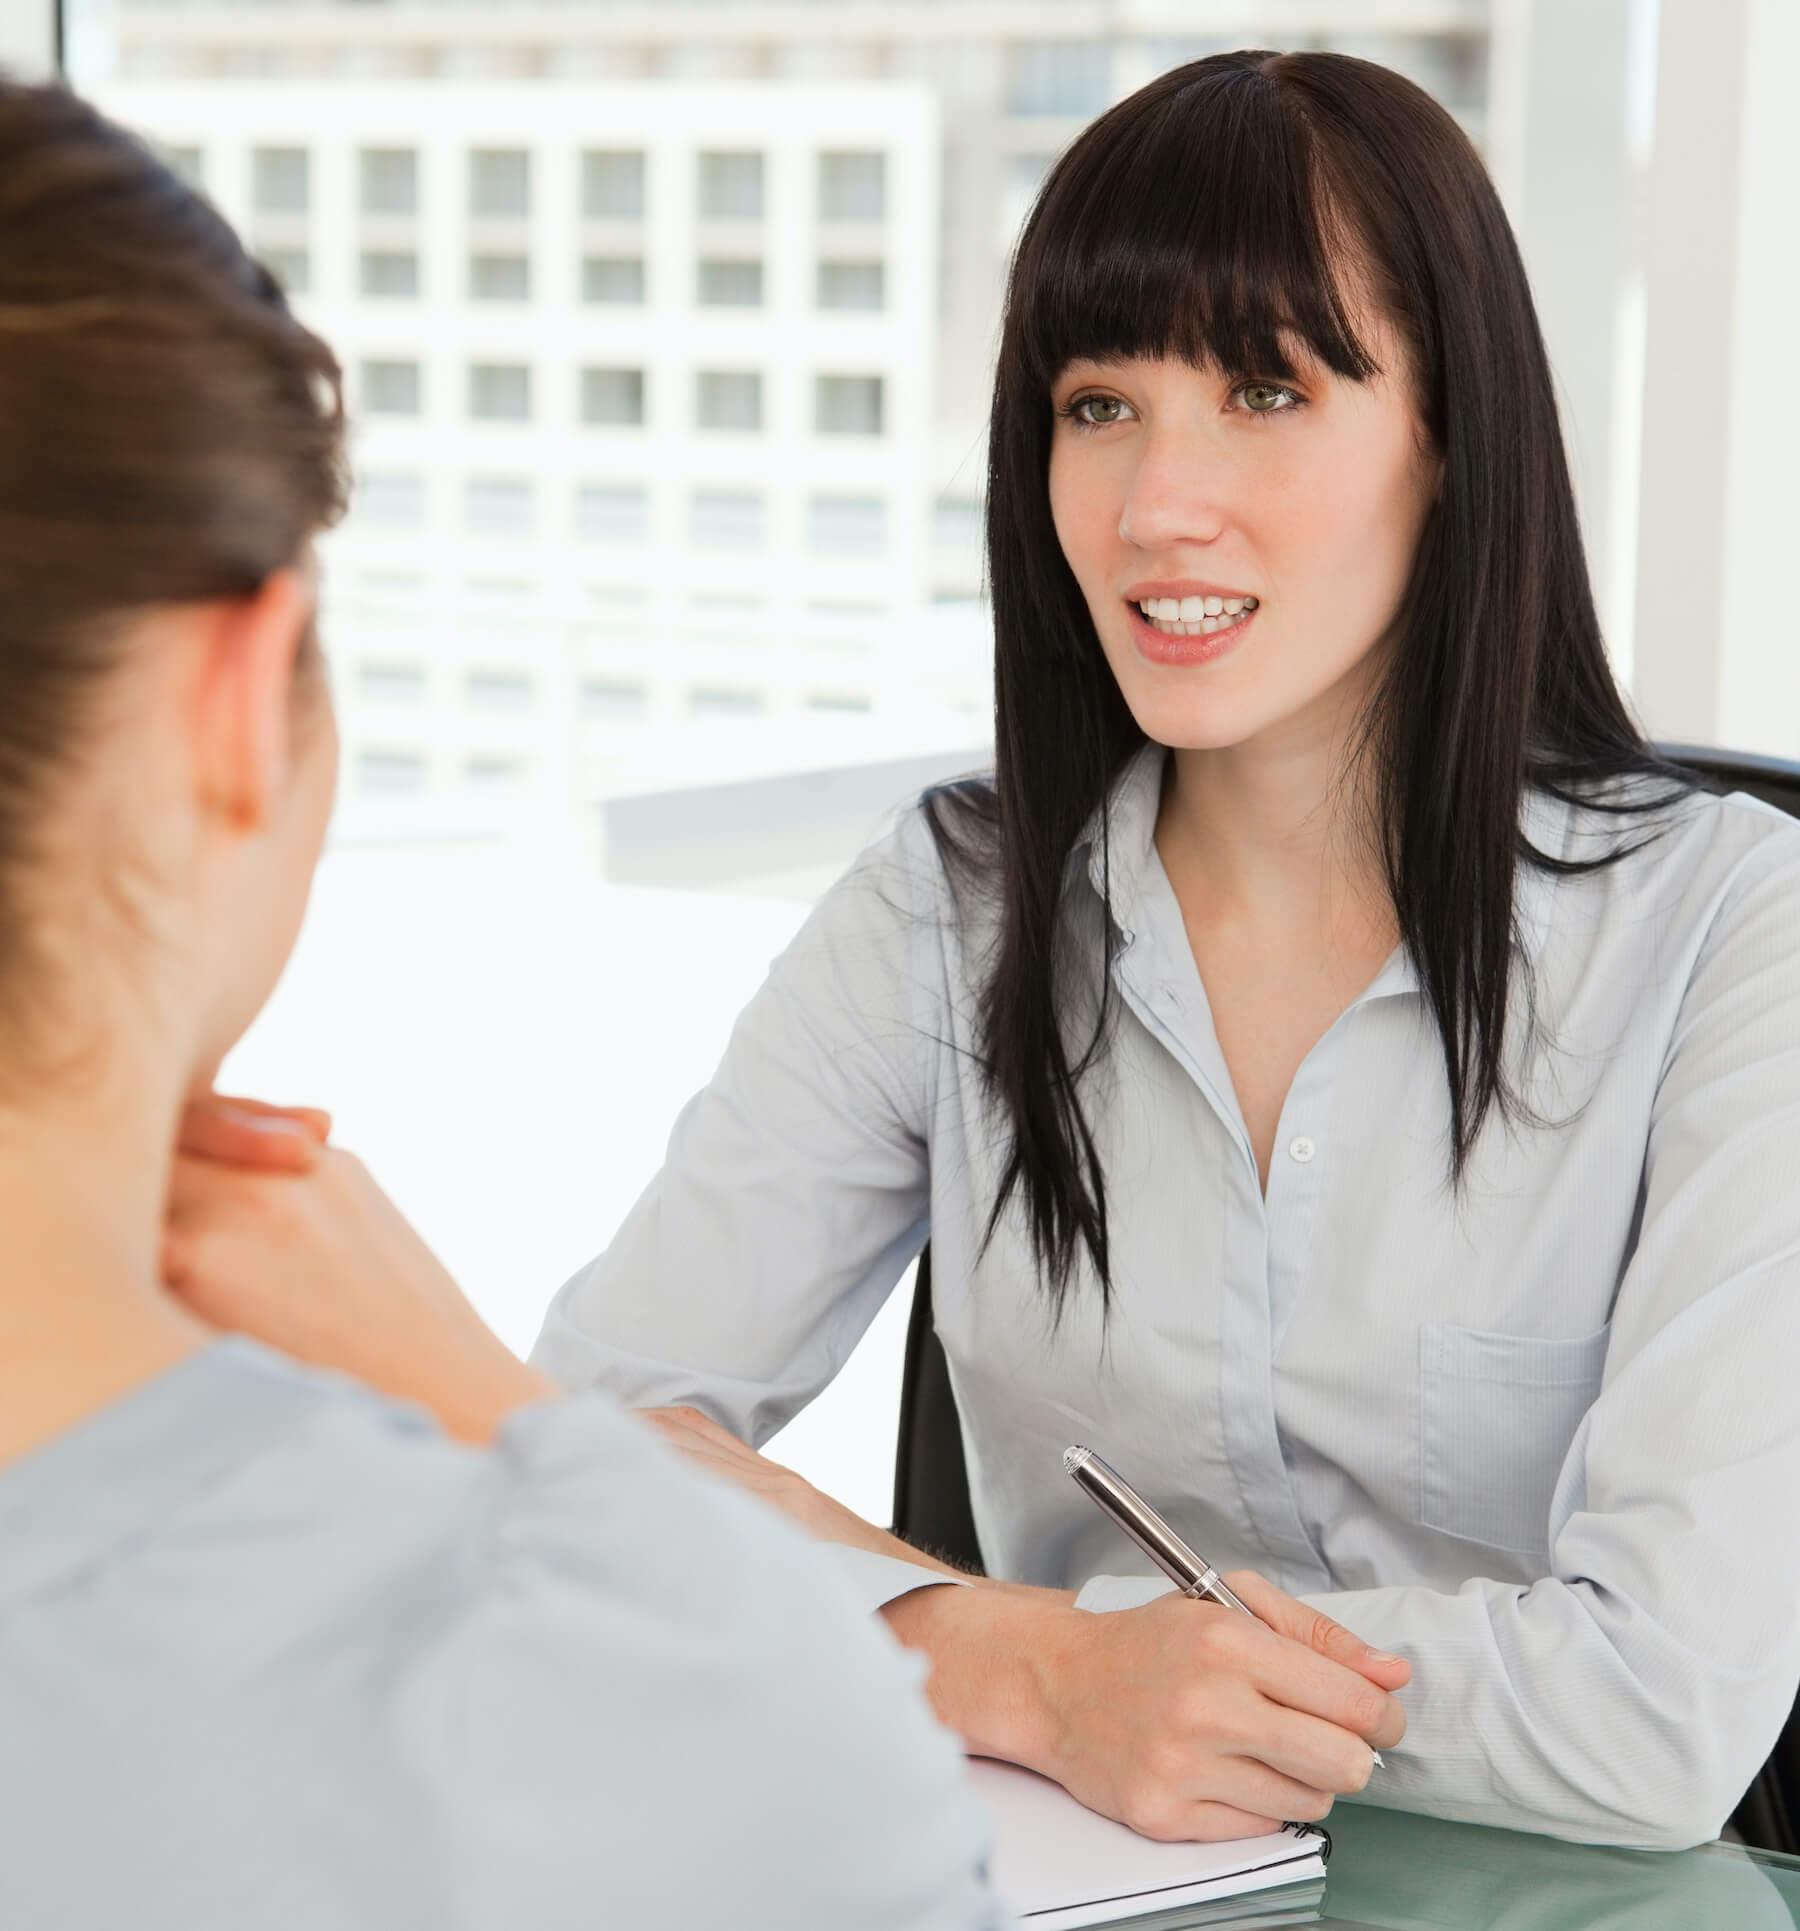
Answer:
[
  {"left": 530, "top": 812, "right": 940, "bottom": 1448},
  {"left": 444, "top": 1393, "right": 1003, "bottom": 1931},
  {"left": 1295, "top": 827, "right": 1800, "bottom": 1850}
]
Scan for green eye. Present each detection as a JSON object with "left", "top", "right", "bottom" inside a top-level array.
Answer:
[
  {"left": 1240, "top": 382, "right": 1296, "bottom": 414},
  {"left": 1076, "top": 394, "right": 1125, "bottom": 424}
]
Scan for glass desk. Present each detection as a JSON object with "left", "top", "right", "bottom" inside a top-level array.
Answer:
[{"left": 1090, "top": 1803, "right": 1800, "bottom": 1930}]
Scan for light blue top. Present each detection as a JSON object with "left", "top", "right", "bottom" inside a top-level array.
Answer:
[
  {"left": 535, "top": 746, "right": 1800, "bottom": 1851},
  {"left": 0, "top": 1339, "right": 999, "bottom": 1930}
]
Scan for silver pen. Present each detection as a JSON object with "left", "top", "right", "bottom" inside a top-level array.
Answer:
[{"left": 1064, "top": 1444, "right": 1385, "bottom": 1770}]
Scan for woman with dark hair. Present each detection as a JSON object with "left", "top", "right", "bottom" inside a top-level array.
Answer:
[
  {"left": 0, "top": 76, "right": 1000, "bottom": 1928},
  {"left": 177, "top": 50, "right": 1800, "bottom": 1851}
]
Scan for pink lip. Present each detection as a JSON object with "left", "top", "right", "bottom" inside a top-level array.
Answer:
[
  {"left": 1127, "top": 601, "right": 1258, "bottom": 667},
  {"left": 1123, "top": 578, "right": 1257, "bottom": 604}
]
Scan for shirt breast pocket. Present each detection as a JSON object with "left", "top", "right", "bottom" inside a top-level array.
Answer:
[{"left": 1417, "top": 1320, "right": 1611, "bottom": 1556}]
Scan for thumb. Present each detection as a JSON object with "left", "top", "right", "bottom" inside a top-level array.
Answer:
[{"left": 1225, "top": 1571, "right": 1412, "bottom": 1688}]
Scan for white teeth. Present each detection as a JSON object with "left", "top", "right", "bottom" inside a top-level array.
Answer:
[
  {"left": 1155, "top": 597, "right": 1180, "bottom": 620},
  {"left": 1224, "top": 598, "right": 1244, "bottom": 614},
  {"left": 1135, "top": 594, "right": 1260, "bottom": 636},
  {"left": 1178, "top": 595, "right": 1205, "bottom": 622},
  {"left": 1203, "top": 595, "right": 1223, "bottom": 616},
  {"left": 1201, "top": 615, "right": 1219, "bottom": 632}
]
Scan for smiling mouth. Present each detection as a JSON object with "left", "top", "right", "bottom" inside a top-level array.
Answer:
[{"left": 1132, "top": 594, "right": 1259, "bottom": 638}]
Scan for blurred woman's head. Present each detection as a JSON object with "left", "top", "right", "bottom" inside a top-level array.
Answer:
[
  {"left": 953, "top": 50, "right": 1667, "bottom": 1305},
  {"left": 0, "top": 80, "right": 346, "bottom": 1105}
]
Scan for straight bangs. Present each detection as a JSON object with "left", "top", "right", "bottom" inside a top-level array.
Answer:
[{"left": 1012, "top": 56, "right": 1378, "bottom": 394}]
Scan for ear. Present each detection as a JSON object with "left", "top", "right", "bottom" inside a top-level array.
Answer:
[{"left": 190, "top": 568, "right": 316, "bottom": 834}]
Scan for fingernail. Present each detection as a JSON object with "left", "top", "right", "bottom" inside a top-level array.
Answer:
[{"left": 1366, "top": 1650, "right": 1404, "bottom": 1665}]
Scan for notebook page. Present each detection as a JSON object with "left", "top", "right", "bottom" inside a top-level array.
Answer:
[{"left": 969, "top": 1758, "right": 1327, "bottom": 1931}]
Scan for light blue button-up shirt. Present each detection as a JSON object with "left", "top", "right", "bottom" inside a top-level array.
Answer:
[
  {"left": 535, "top": 746, "right": 1800, "bottom": 1850},
  {"left": 0, "top": 1340, "right": 999, "bottom": 1929}
]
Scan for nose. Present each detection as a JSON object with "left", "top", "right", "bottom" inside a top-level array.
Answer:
[{"left": 1117, "top": 423, "right": 1230, "bottom": 551}]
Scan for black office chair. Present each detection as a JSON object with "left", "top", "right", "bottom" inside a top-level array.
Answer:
[{"left": 890, "top": 744, "right": 1800, "bottom": 1850}]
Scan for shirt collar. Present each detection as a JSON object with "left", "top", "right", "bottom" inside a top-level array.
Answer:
[{"left": 1074, "top": 743, "right": 1576, "bottom": 989}]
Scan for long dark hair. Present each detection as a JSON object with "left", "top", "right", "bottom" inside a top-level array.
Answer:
[{"left": 929, "top": 49, "right": 1683, "bottom": 1312}]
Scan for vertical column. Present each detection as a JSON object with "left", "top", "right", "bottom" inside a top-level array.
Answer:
[
  {"left": 1634, "top": 0, "right": 1800, "bottom": 753},
  {"left": 0, "top": 0, "right": 57, "bottom": 80}
]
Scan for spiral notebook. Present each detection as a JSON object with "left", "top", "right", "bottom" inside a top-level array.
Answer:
[{"left": 969, "top": 1758, "right": 1330, "bottom": 1931}]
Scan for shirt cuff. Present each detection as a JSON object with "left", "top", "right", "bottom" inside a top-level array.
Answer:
[
  {"left": 1073, "top": 1573, "right": 1179, "bottom": 1614},
  {"left": 829, "top": 1545, "right": 974, "bottom": 1617}
]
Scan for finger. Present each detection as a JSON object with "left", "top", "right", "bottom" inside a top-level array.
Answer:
[
  {"left": 1233, "top": 1701, "right": 1381, "bottom": 1795},
  {"left": 1136, "top": 1756, "right": 1334, "bottom": 1838},
  {"left": 204, "top": 1093, "right": 332, "bottom": 1140},
  {"left": 1129, "top": 1800, "right": 1284, "bottom": 1845},
  {"left": 178, "top": 1101, "right": 322, "bottom": 1172},
  {"left": 1226, "top": 1621, "right": 1404, "bottom": 1747},
  {"left": 1226, "top": 1570, "right": 1411, "bottom": 1688}
]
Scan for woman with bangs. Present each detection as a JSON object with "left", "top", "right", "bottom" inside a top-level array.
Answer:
[{"left": 174, "top": 50, "right": 1800, "bottom": 1850}]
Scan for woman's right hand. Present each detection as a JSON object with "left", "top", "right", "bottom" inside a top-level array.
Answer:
[{"left": 888, "top": 1571, "right": 1407, "bottom": 1841}]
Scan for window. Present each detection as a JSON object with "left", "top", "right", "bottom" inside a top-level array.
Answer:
[
  {"left": 576, "top": 483, "right": 649, "bottom": 545},
  {"left": 581, "top": 366, "right": 646, "bottom": 427},
  {"left": 360, "top": 249, "right": 419, "bottom": 297},
  {"left": 808, "top": 493, "right": 886, "bottom": 556},
  {"left": 463, "top": 756, "right": 529, "bottom": 789},
  {"left": 580, "top": 678, "right": 650, "bottom": 721},
  {"left": 814, "top": 374, "right": 884, "bottom": 436},
  {"left": 698, "top": 150, "right": 764, "bottom": 221},
  {"left": 465, "top": 478, "right": 535, "bottom": 536},
  {"left": 470, "top": 252, "right": 531, "bottom": 301},
  {"left": 358, "top": 663, "right": 426, "bottom": 704},
  {"left": 1005, "top": 41, "right": 1113, "bottom": 118},
  {"left": 689, "top": 490, "right": 765, "bottom": 552},
  {"left": 252, "top": 145, "right": 309, "bottom": 214},
  {"left": 469, "top": 363, "right": 532, "bottom": 422},
  {"left": 933, "top": 496, "right": 983, "bottom": 549},
  {"left": 582, "top": 256, "right": 645, "bottom": 304},
  {"left": 260, "top": 246, "right": 310, "bottom": 295},
  {"left": 696, "top": 370, "right": 763, "bottom": 432},
  {"left": 356, "top": 472, "right": 426, "bottom": 529},
  {"left": 469, "top": 147, "right": 530, "bottom": 218},
  {"left": 818, "top": 151, "right": 885, "bottom": 222},
  {"left": 582, "top": 148, "right": 646, "bottom": 219},
  {"left": 806, "top": 691, "right": 873, "bottom": 714},
  {"left": 362, "top": 358, "right": 422, "bottom": 416},
  {"left": 697, "top": 258, "right": 763, "bottom": 307},
  {"left": 688, "top": 686, "right": 765, "bottom": 718},
  {"left": 356, "top": 749, "right": 427, "bottom": 797},
  {"left": 360, "top": 147, "right": 418, "bottom": 216},
  {"left": 816, "top": 260, "right": 884, "bottom": 310},
  {"left": 465, "top": 669, "right": 536, "bottom": 713}
]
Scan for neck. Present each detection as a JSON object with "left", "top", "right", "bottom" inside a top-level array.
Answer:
[{"left": 0, "top": 1043, "right": 209, "bottom": 1468}]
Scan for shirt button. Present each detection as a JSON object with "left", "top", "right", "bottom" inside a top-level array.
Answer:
[{"left": 1288, "top": 1136, "right": 1316, "bottom": 1164}]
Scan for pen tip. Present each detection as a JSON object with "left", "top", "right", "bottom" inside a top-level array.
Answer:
[{"left": 1063, "top": 1445, "right": 1089, "bottom": 1476}]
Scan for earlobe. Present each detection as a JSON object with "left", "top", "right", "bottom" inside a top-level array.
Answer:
[{"left": 195, "top": 566, "right": 315, "bottom": 834}]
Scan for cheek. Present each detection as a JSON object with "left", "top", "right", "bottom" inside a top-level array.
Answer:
[{"left": 1048, "top": 445, "right": 1119, "bottom": 603}]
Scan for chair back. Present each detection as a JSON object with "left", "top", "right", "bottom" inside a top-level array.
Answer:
[{"left": 889, "top": 743, "right": 1800, "bottom": 1846}]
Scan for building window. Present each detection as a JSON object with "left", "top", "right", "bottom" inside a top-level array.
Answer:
[
  {"left": 463, "top": 756, "right": 529, "bottom": 789},
  {"left": 934, "top": 496, "right": 984, "bottom": 549},
  {"left": 808, "top": 493, "right": 886, "bottom": 556},
  {"left": 689, "top": 489, "right": 765, "bottom": 552},
  {"left": 360, "top": 250, "right": 419, "bottom": 298},
  {"left": 814, "top": 374, "right": 884, "bottom": 436},
  {"left": 362, "top": 358, "right": 421, "bottom": 417},
  {"left": 357, "top": 749, "right": 427, "bottom": 797},
  {"left": 470, "top": 252, "right": 531, "bottom": 301},
  {"left": 464, "top": 669, "right": 535, "bottom": 713},
  {"left": 581, "top": 366, "right": 646, "bottom": 427},
  {"left": 688, "top": 686, "right": 765, "bottom": 719},
  {"left": 816, "top": 260, "right": 884, "bottom": 310},
  {"left": 468, "top": 363, "right": 532, "bottom": 422},
  {"left": 582, "top": 148, "right": 646, "bottom": 220},
  {"left": 576, "top": 483, "right": 649, "bottom": 545},
  {"left": 153, "top": 142, "right": 203, "bottom": 188},
  {"left": 252, "top": 145, "right": 309, "bottom": 215},
  {"left": 582, "top": 255, "right": 645, "bottom": 304},
  {"left": 818, "top": 151, "right": 886, "bottom": 222},
  {"left": 1005, "top": 41, "right": 1113, "bottom": 118},
  {"left": 806, "top": 691, "right": 873, "bottom": 714},
  {"left": 469, "top": 147, "right": 530, "bottom": 218},
  {"left": 698, "top": 150, "right": 764, "bottom": 221},
  {"left": 697, "top": 258, "right": 763, "bottom": 307},
  {"left": 358, "top": 663, "right": 426, "bottom": 705},
  {"left": 360, "top": 147, "right": 418, "bottom": 217},
  {"left": 465, "top": 477, "right": 535, "bottom": 536},
  {"left": 260, "top": 247, "right": 310, "bottom": 295},
  {"left": 356, "top": 473, "right": 426, "bottom": 529},
  {"left": 581, "top": 678, "right": 650, "bottom": 721},
  {"left": 696, "top": 370, "right": 763, "bottom": 432}
]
